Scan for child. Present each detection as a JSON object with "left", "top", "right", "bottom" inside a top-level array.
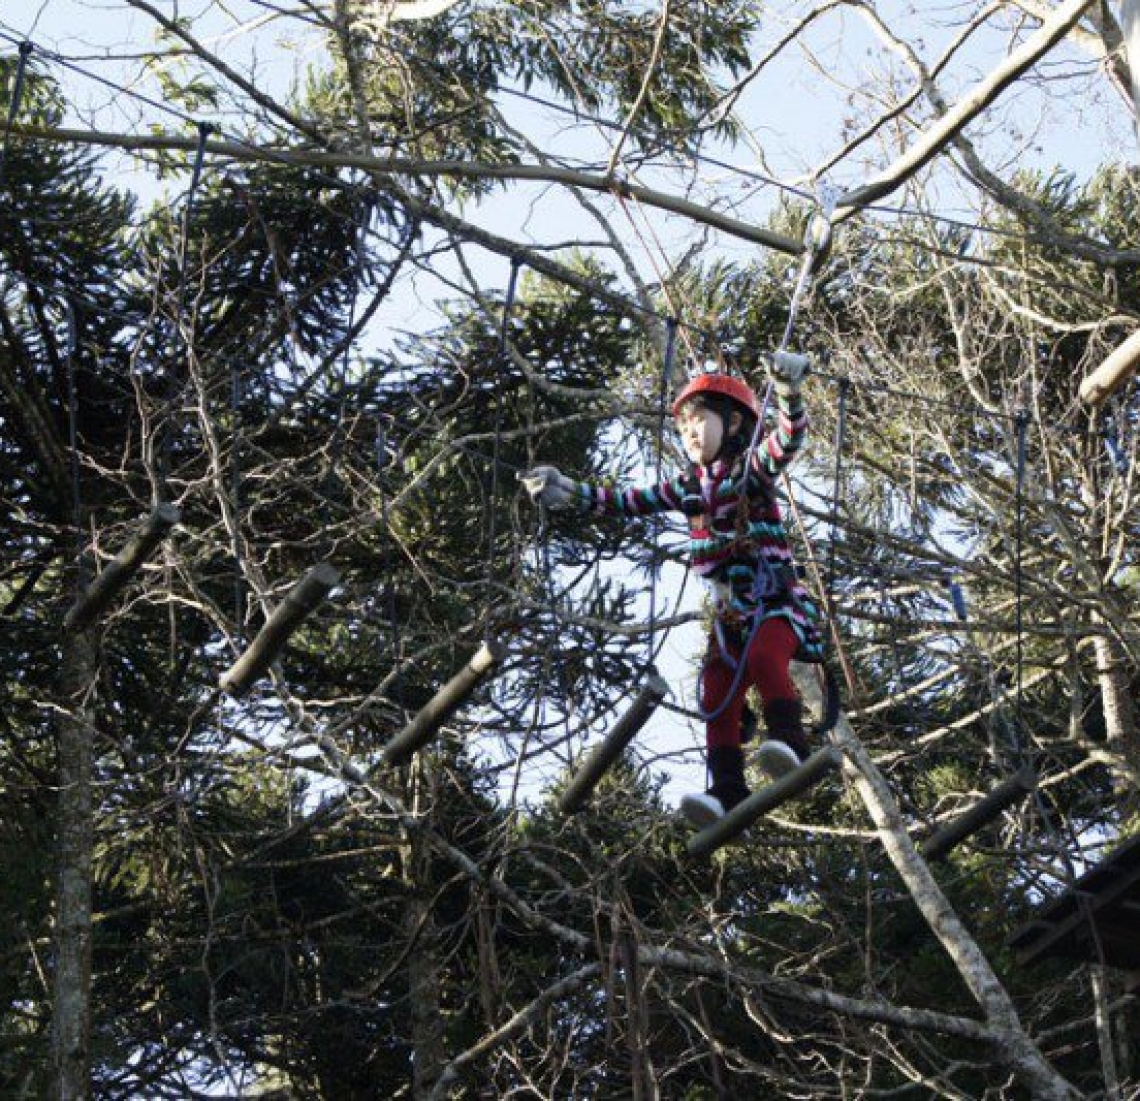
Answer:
[{"left": 523, "top": 353, "right": 824, "bottom": 827}]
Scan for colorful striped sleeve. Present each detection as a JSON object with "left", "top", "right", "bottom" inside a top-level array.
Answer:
[
  {"left": 757, "top": 388, "right": 809, "bottom": 476},
  {"left": 575, "top": 475, "right": 686, "bottom": 517}
]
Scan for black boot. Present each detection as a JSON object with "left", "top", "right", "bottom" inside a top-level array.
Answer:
[
  {"left": 740, "top": 703, "right": 758, "bottom": 745},
  {"left": 680, "top": 745, "right": 750, "bottom": 828},
  {"left": 758, "top": 698, "right": 811, "bottom": 779},
  {"left": 708, "top": 744, "right": 750, "bottom": 808}
]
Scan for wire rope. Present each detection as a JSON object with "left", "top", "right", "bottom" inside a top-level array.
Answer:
[
  {"left": 644, "top": 316, "right": 677, "bottom": 672},
  {"left": 482, "top": 258, "right": 520, "bottom": 644},
  {"left": 826, "top": 377, "right": 850, "bottom": 603}
]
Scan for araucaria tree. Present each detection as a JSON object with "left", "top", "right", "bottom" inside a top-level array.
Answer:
[{"left": 0, "top": 2, "right": 1137, "bottom": 1098}]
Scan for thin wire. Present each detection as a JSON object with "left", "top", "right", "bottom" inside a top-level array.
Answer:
[
  {"left": 380, "top": 28, "right": 1068, "bottom": 250},
  {"left": 615, "top": 188, "right": 706, "bottom": 367},
  {"left": 836, "top": 352, "right": 1024, "bottom": 424},
  {"left": 320, "top": 194, "right": 372, "bottom": 524},
  {"left": 0, "top": 26, "right": 241, "bottom": 140},
  {"left": 1006, "top": 407, "right": 1092, "bottom": 947},
  {"left": 483, "top": 258, "right": 521, "bottom": 644},
  {"left": 826, "top": 377, "right": 850, "bottom": 603},
  {"left": 4, "top": 10, "right": 1046, "bottom": 257},
  {"left": 740, "top": 191, "right": 834, "bottom": 489},
  {"left": 375, "top": 417, "right": 403, "bottom": 666},
  {"left": 1, "top": 22, "right": 1088, "bottom": 265},
  {"left": 645, "top": 317, "right": 677, "bottom": 671}
]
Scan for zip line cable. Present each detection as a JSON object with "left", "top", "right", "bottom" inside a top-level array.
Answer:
[
  {"left": 371, "top": 26, "right": 1125, "bottom": 257},
  {"left": 99, "top": 0, "right": 1099, "bottom": 268}
]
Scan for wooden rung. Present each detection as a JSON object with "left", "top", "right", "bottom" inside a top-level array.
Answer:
[
  {"left": 64, "top": 503, "right": 181, "bottom": 632},
  {"left": 687, "top": 746, "right": 842, "bottom": 859},
  {"left": 558, "top": 674, "right": 669, "bottom": 815},
  {"left": 920, "top": 765, "right": 1037, "bottom": 863},
  {"left": 219, "top": 562, "right": 340, "bottom": 697},
  {"left": 382, "top": 638, "right": 507, "bottom": 766}
]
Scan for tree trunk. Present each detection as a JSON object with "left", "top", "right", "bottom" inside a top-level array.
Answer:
[
  {"left": 1091, "top": 966, "right": 1122, "bottom": 1099},
  {"left": 791, "top": 661, "right": 1081, "bottom": 1100},
  {"left": 51, "top": 631, "right": 98, "bottom": 1101},
  {"left": 1092, "top": 621, "right": 1140, "bottom": 810},
  {"left": 407, "top": 885, "right": 445, "bottom": 1099},
  {"left": 406, "top": 766, "right": 445, "bottom": 1100}
]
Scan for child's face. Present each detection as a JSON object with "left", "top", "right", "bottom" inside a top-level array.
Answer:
[{"left": 676, "top": 400, "right": 725, "bottom": 465}]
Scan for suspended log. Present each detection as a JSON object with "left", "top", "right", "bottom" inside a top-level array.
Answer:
[
  {"left": 558, "top": 674, "right": 669, "bottom": 815},
  {"left": 920, "top": 765, "right": 1037, "bottom": 863},
  {"left": 687, "top": 746, "right": 841, "bottom": 859},
  {"left": 63, "top": 503, "right": 180, "bottom": 632},
  {"left": 381, "top": 638, "right": 507, "bottom": 767},
  {"left": 1079, "top": 329, "right": 1140, "bottom": 407},
  {"left": 219, "top": 562, "right": 340, "bottom": 697}
]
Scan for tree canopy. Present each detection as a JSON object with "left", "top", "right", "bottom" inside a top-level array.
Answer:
[{"left": 1, "top": 2, "right": 1138, "bottom": 1097}]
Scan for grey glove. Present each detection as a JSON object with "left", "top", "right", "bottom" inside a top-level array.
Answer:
[
  {"left": 521, "top": 465, "right": 578, "bottom": 510},
  {"left": 770, "top": 351, "right": 812, "bottom": 396}
]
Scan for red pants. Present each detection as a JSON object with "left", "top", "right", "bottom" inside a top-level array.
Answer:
[{"left": 701, "top": 616, "right": 799, "bottom": 748}]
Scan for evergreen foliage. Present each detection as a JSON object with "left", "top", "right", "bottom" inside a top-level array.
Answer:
[{"left": 1, "top": 5, "right": 1138, "bottom": 1098}]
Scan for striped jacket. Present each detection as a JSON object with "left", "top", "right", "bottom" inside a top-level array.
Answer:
[{"left": 573, "top": 388, "right": 823, "bottom": 659}]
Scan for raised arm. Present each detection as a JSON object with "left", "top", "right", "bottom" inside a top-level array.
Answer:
[{"left": 754, "top": 351, "right": 811, "bottom": 477}]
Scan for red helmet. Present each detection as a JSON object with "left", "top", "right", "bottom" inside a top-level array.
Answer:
[{"left": 671, "top": 373, "right": 760, "bottom": 419}]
